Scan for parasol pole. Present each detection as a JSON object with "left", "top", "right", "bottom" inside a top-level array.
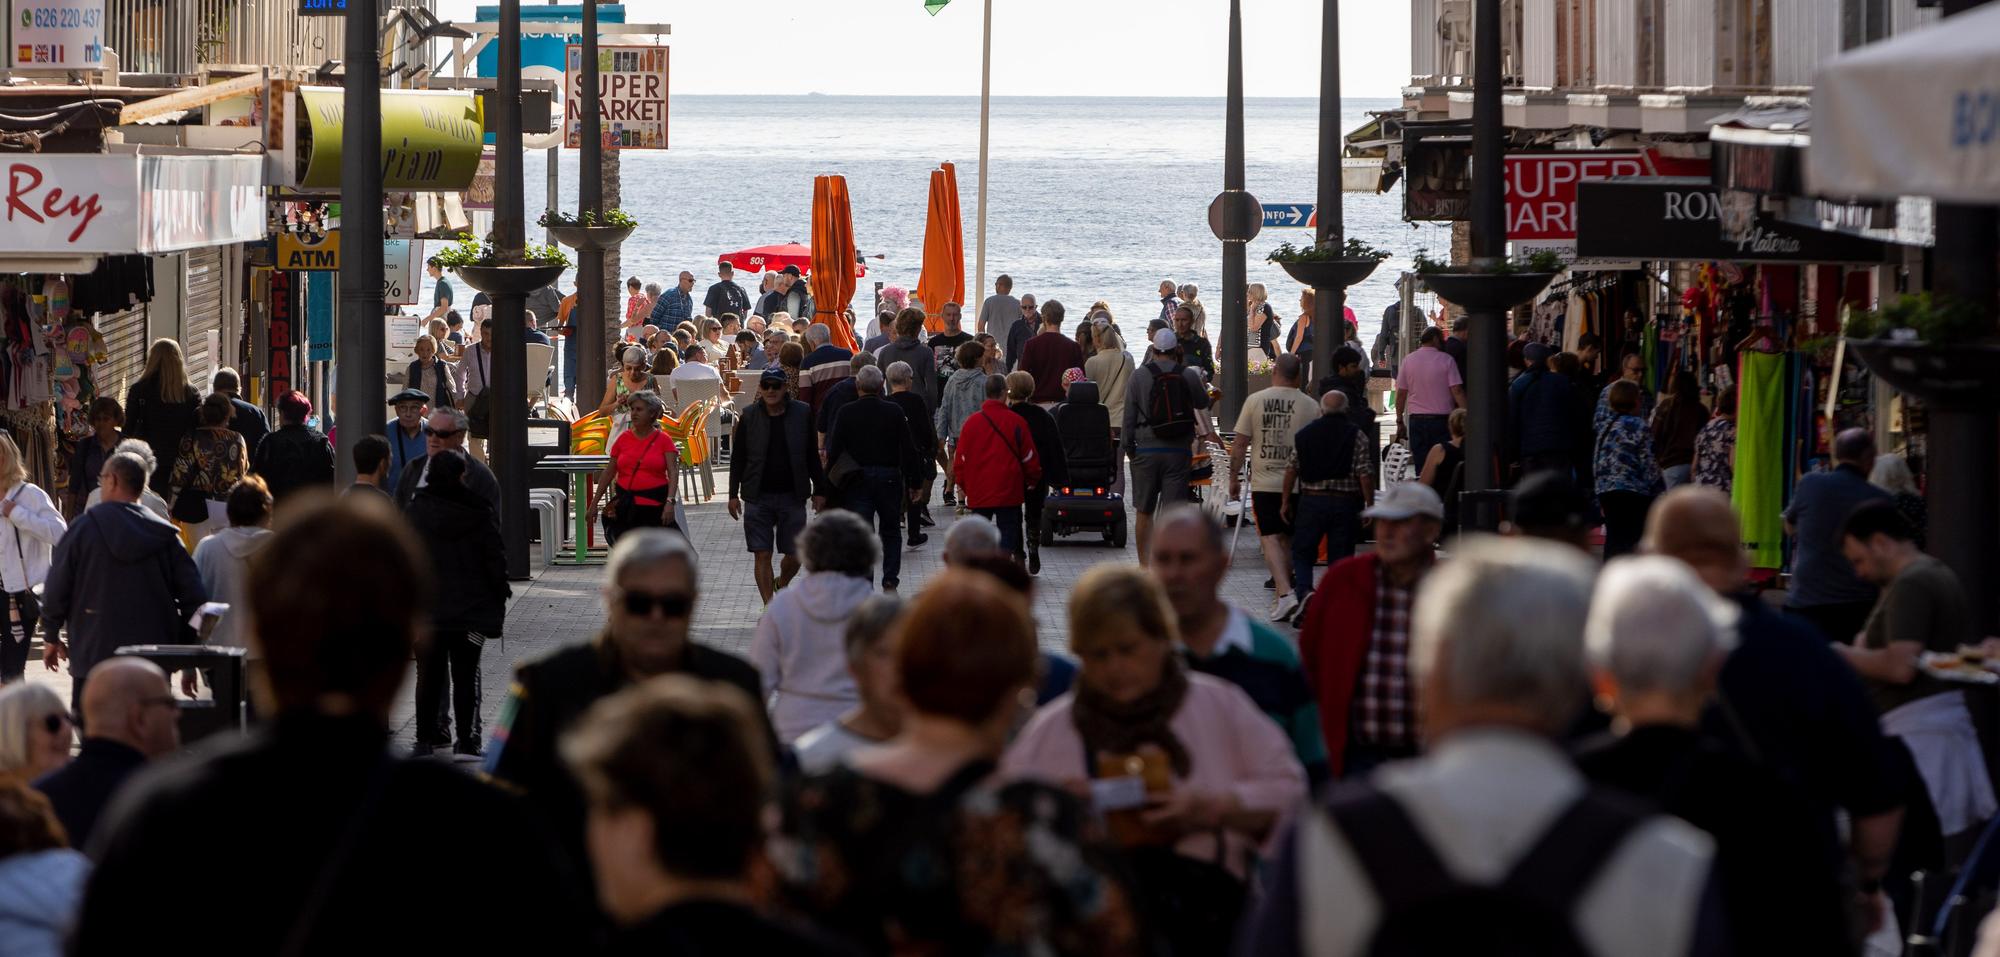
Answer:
[{"left": 974, "top": 0, "right": 991, "bottom": 298}]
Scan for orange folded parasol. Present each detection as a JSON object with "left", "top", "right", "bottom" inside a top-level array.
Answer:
[
  {"left": 810, "top": 175, "right": 860, "bottom": 352},
  {"left": 915, "top": 162, "right": 966, "bottom": 334}
]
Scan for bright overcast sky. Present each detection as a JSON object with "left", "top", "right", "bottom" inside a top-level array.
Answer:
[{"left": 432, "top": 1, "right": 1412, "bottom": 98}]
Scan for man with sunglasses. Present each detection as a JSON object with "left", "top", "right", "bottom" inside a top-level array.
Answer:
[
  {"left": 729, "top": 368, "right": 827, "bottom": 606},
  {"left": 392, "top": 406, "right": 499, "bottom": 530},
  {"left": 487, "top": 529, "right": 769, "bottom": 893},
  {"left": 32, "top": 656, "right": 180, "bottom": 848}
]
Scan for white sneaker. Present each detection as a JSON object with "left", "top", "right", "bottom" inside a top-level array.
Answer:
[{"left": 1269, "top": 593, "right": 1300, "bottom": 623}]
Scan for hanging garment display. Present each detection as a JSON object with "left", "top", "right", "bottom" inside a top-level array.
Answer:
[{"left": 1734, "top": 350, "right": 1790, "bottom": 570}]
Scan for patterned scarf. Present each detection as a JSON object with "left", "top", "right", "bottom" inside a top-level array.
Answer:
[{"left": 1070, "top": 654, "right": 1193, "bottom": 778}]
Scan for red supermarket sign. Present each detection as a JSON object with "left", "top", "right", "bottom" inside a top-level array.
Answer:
[{"left": 1506, "top": 151, "right": 1709, "bottom": 241}]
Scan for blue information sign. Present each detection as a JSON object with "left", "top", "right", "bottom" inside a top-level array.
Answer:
[{"left": 1261, "top": 204, "right": 1316, "bottom": 228}]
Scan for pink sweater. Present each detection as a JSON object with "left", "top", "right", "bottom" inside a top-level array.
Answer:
[{"left": 1001, "top": 672, "right": 1308, "bottom": 877}]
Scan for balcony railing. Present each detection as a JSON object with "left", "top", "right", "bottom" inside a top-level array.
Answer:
[{"left": 105, "top": 0, "right": 436, "bottom": 76}]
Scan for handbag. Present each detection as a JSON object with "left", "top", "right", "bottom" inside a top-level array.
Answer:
[
  {"left": 465, "top": 345, "right": 492, "bottom": 438},
  {"left": 7, "top": 487, "right": 40, "bottom": 647},
  {"left": 607, "top": 432, "right": 670, "bottom": 519},
  {"left": 171, "top": 486, "right": 210, "bottom": 524}
]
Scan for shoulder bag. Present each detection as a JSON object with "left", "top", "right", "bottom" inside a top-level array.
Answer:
[{"left": 465, "top": 344, "right": 492, "bottom": 438}]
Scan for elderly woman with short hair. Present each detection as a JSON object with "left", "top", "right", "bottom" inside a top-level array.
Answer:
[
  {"left": 0, "top": 682, "right": 70, "bottom": 784},
  {"left": 750, "top": 510, "right": 880, "bottom": 741},
  {"left": 592, "top": 390, "right": 677, "bottom": 547}
]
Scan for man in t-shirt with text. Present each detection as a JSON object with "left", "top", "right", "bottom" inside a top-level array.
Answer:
[{"left": 1229, "top": 354, "right": 1321, "bottom": 624}]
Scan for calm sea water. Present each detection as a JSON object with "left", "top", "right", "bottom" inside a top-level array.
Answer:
[{"left": 431, "top": 95, "right": 1456, "bottom": 348}]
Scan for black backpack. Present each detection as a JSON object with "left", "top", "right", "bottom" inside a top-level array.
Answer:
[
  {"left": 1143, "top": 363, "right": 1196, "bottom": 440},
  {"left": 1328, "top": 785, "right": 1645, "bottom": 956}
]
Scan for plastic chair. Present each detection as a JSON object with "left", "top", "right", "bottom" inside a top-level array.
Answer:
[
  {"left": 665, "top": 377, "right": 724, "bottom": 499},
  {"left": 528, "top": 495, "right": 559, "bottom": 571},
  {"left": 658, "top": 396, "right": 719, "bottom": 503},
  {"left": 524, "top": 342, "right": 556, "bottom": 402}
]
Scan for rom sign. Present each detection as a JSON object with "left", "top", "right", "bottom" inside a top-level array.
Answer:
[
  {"left": 1575, "top": 178, "right": 1895, "bottom": 264},
  {"left": 564, "top": 44, "right": 668, "bottom": 150}
]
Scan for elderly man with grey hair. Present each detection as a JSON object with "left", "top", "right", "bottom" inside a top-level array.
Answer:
[
  {"left": 884, "top": 359, "right": 940, "bottom": 547},
  {"left": 393, "top": 404, "right": 498, "bottom": 525},
  {"left": 1575, "top": 556, "right": 1852, "bottom": 953},
  {"left": 814, "top": 351, "right": 878, "bottom": 452},
  {"left": 84, "top": 438, "right": 171, "bottom": 519},
  {"left": 1245, "top": 539, "right": 1727, "bottom": 957},
  {"left": 823, "top": 363, "right": 924, "bottom": 591},
  {"left": 1281, "top": 388, "right": 1377, "bottom": 615},
  {"left": 488, "top": 528, "right": 769, "bottom": 886},
  {"left": 798, "top": 321, "right": 855, "bottom": 423}
]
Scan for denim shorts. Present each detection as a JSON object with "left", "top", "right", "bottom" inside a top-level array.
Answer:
[{"left": 744, "top": 494, "right": 807, "bottom": 554}]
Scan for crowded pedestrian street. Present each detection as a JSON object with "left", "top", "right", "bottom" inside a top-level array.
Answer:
[{"left": 0, "top": 0, "right": 1998, "bottom": 955}]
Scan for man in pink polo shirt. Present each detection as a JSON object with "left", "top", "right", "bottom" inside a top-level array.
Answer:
[{"left": 1393, "top": 327, "right": 1466, "bottom": 471}]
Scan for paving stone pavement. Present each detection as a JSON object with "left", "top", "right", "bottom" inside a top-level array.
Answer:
[{"left": 28, "top": 468, "right": 1329, "bottom": 751}]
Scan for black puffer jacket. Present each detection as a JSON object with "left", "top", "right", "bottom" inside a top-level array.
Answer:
[{"left": 406, "top": 483, "right": 509, "bottom": 634}]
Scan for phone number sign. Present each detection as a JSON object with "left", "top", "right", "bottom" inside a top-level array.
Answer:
[{"left": 12, "top": 0, "right": 104, "bottom": 69}]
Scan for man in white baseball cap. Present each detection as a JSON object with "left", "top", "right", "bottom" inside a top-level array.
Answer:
[
  {"left": 1123, "top": 325, "right": 1210, "bottom": 564},
  {"left": 1297, "top": 481, "right": 1446, "bottom": 778}
]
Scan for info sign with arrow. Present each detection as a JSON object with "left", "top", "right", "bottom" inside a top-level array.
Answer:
[{"left": 1261, "top": 203, "right": 1317, "bottom": 229}]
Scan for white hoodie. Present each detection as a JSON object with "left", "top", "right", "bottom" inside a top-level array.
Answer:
[
  {"left": 750, "top": 570, "right": 875, "bottom": 741},
  {"left": 192, "top": 525, "right": 273, "bottom": 651}
]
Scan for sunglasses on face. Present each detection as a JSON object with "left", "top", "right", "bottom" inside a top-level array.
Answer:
[
  {"left": 759, "top": 381, "right": 784, "bottom": 392},
  {"left": 42, "top": 712, "right": 72, "bottom": 735},
  {"left": 424, "top": 425, "right": 464, "bottom": 439},
  {"left": 620, "top": 590, "right": 694, "bottom": 619}
]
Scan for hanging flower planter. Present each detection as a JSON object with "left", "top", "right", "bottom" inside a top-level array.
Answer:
[
  {"left": 1267, "top": 239, "right": 1389, "bottom": 290},
  {"left": 1418, "top": 271, "right": 1559, "bottom": 313},
  {"left": 430, "top": 233, "right": 571, "bottom": 297},
  {"left": 539, "top": 210, "right": 638, "bottom": 252},
  {"left": 1843, "top": 294, "right": 2000, "bottom": 410}
]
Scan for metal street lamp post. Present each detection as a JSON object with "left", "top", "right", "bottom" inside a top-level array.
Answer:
[
  {"left": 488, "top": 0, "right": 532, "bottom": 578},
  {"left": 336, "top": 0, "right": 384, "bottom": 486}
]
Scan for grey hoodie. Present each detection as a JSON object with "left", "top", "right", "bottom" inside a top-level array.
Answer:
[
  {"left": 192, "top": 525, "right": 273, "bottom": 651},
  {"left": 43, "top": 502, "right": 207, "bottom": 681}
]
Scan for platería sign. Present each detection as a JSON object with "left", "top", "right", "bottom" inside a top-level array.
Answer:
[{"left": 564, "top": 44, "right": 668, "bottom": 150}]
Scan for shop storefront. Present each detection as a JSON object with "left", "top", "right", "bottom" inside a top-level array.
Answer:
[
  {"left": 1576, "top": 176, "right": 1900, "bottom": 572},
  {"left": 0, "top": 147, "right": 265, "bottom": 507}
]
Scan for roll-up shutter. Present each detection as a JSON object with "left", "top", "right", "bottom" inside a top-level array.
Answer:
[
  {"left": 96, "top": 305, "right": 150, "bottom": 407},
  {"left": 183, "top": 246, "right": 225, "bottom": 389}
]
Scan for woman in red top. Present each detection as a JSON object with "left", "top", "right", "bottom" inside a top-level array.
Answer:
[{"left": 591, "top": 390, "right": 678, "bottom": 546}]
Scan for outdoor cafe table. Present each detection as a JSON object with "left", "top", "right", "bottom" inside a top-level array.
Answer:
[{"left": 539, "top": 453, "right": 610, "bottom": 566}]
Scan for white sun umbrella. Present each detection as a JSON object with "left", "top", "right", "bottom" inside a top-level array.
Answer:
[{"left": 1808, "top": 3, "right": 2000, "bottom": 203}]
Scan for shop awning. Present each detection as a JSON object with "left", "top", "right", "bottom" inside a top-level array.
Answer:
[
  {"left": 1808, "top": 4, "right": 2000, "bottom": 203},
  {"left": 0, "top": 147, "right": 265, "bottom": 257}
]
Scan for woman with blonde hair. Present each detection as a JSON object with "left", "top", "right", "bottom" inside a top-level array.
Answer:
[
  {"left": 123, "top": 339, "right": 200, "bottom": 496},
  {"left": 407, "top": 333, "right": 456, "bottom": 408},
  {"left": 0, "top": 682, "right": 70, "bottom": 783},
  {"left": 0, "top": 434, "right": 63, "bottom": 683},
  {"left": 1004, "top": 559, "right": 1305, "bottom": 955},
  {"left": 1245, "top": 283, "right": 1280, "bottom": 361}
]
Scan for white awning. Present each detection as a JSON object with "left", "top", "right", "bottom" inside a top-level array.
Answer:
[{"left": 1807, "top": 4, "right": 2000, "bottom": 203}]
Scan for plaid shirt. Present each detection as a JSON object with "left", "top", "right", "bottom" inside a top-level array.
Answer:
[
  {"left": 1354, "top": 572, "right": 1416, "bottom": 747},
  {"left": 1289, "top": 426, "right": 1376, "bottom": 494}
]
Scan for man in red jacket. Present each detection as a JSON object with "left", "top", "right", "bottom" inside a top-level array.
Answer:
[
  {"left": 951, "top": 373, "right": 1041, "bottom": 560},
  {"left": 1296, "top": 481, "right": 1444, "bottom": 779}
]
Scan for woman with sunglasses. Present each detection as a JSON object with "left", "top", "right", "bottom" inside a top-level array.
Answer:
[
  {"left": 593, "top": 391, "right": 677, "bottom": 547},
  {"left": 0, "top": 683, "right": 70, "bottom": 784}
]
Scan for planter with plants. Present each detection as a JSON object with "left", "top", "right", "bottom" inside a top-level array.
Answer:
[
  {"left": 1266, "top": 238, "right": 1388, "bottom": 289},
  {"left": 1412, "top": 247, "right": 1564, "bottom": 312},
  {"left": 431, "top": 234, "right": 571, "bottom": 296},
  {"left": 538, "top": 209, "right": 637, "bottom": 251},
  {"left": 1844, "top": 293, "right": 2000, "bottom": 409}
]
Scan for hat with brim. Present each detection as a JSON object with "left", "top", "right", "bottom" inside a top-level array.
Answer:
[
  {"left": 388, "top": 388, "right": 430, "bottom": 407},
  {"left": 1362, "top": 482, "right": 1445, "bottom": 522}
]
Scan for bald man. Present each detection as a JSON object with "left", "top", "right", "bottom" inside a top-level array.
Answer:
[
  {"left": 1646, "top": 487, "right": 1904, "bottom": 928},
  {"left": 32, "top": 656, "right": 181, "bottom": 848}
]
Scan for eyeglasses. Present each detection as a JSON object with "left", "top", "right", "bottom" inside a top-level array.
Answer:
[
  {"left": 424, "top": 425, "right": 464, "bottom": 440},
  {"left": 619, "top": 590, "right": 694, "bottom": 619},
  {"left": 42, "top": 712, "right": 72, "bottom": 735}
]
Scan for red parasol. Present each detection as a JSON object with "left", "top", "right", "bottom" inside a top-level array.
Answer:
[{"left": 717, "top": 242, "right": 867, "bottom": 278}]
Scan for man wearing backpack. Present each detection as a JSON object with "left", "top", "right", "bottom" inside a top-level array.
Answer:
[
  {"left": 1243, "top": 539, "right": 1727, "bottom": 957},
  {"left": 1122, "top": 329, "right": 1209, "bottom": 565}
]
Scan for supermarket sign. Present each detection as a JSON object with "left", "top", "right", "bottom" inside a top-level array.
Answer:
[
  {"left": 564, "top": 44, "right": 668, "bottom": 149},
  {"left": 1506, "top": 151, "right": 1710, "bottom": 242}
]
